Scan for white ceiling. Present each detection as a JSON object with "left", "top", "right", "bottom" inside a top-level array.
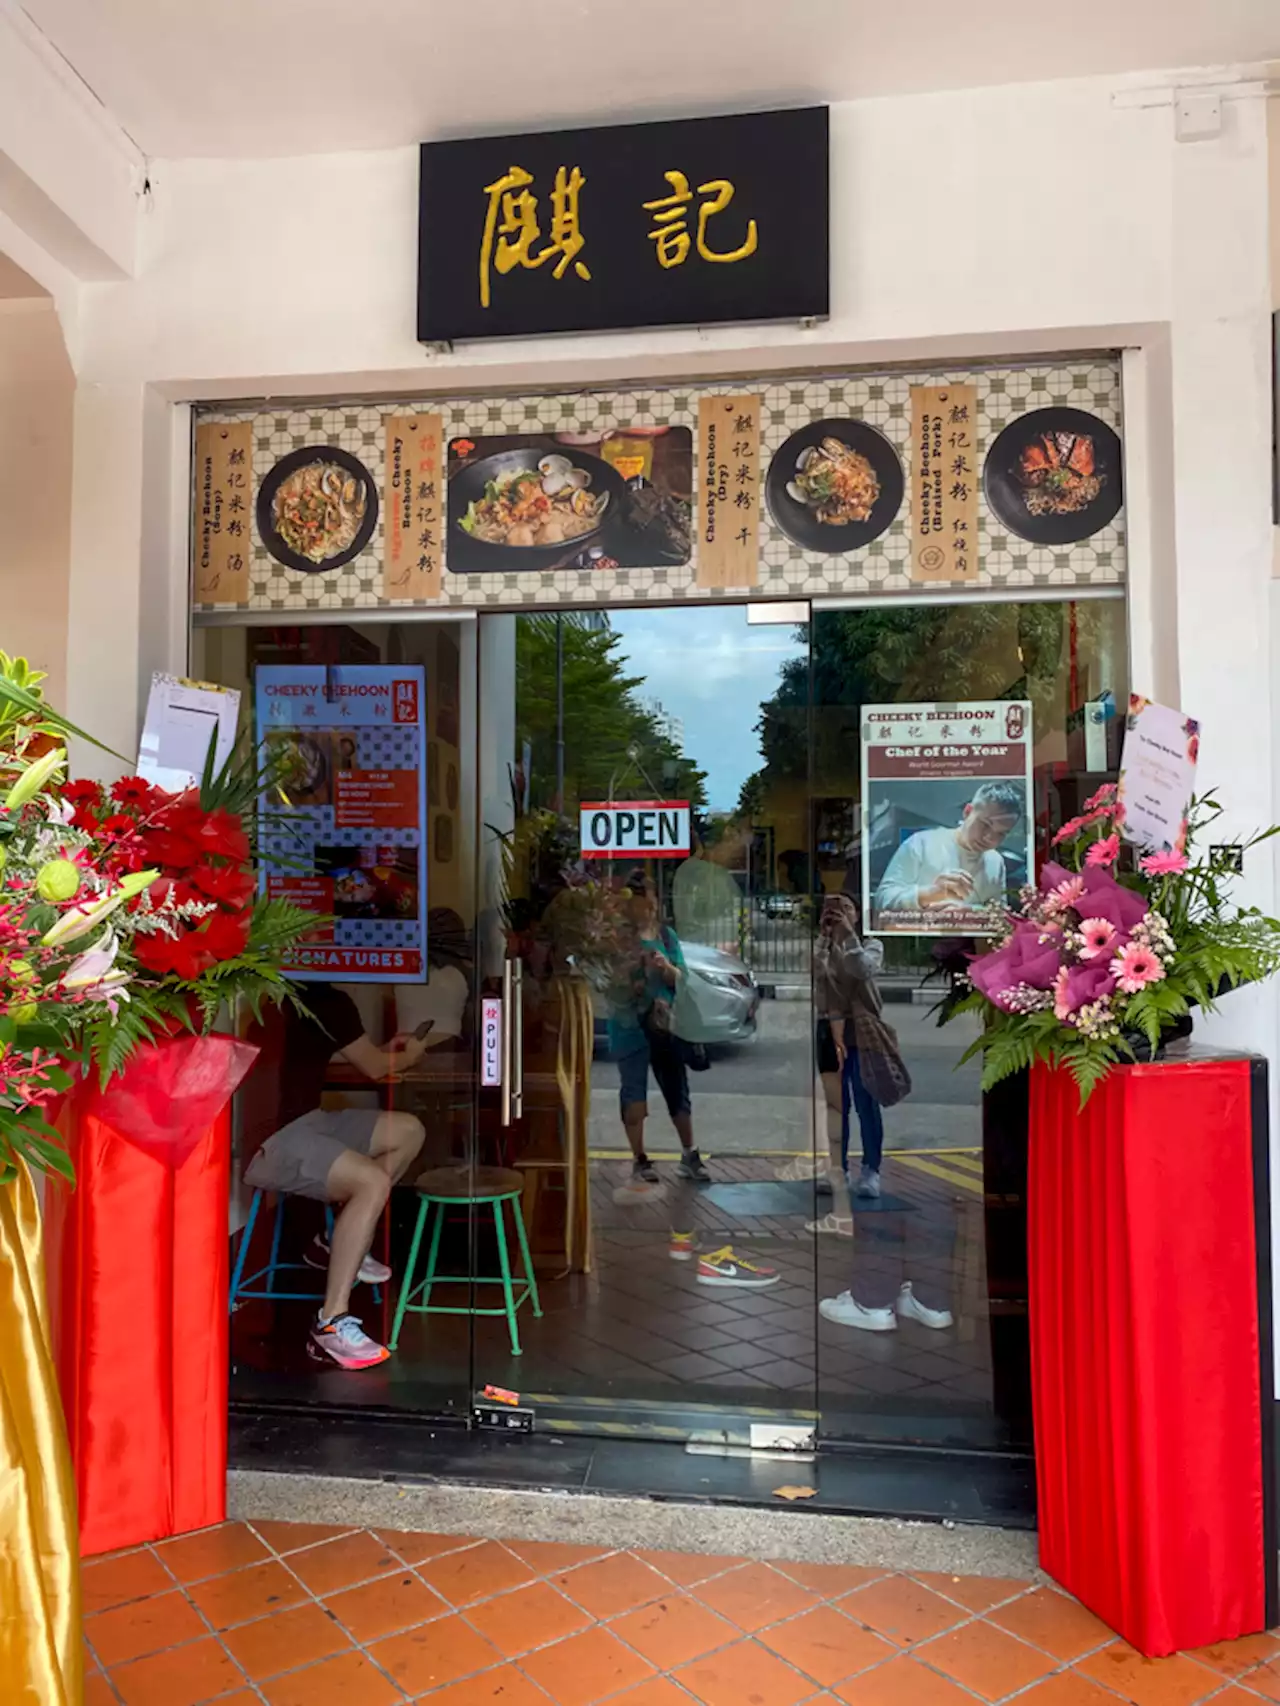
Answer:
[{"left": 16, "top": 0, "right": 1280, "bottom": 159}]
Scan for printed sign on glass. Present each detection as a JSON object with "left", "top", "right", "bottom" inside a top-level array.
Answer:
[
  {"left": 861, "top": 702, "right": 1034, "bottom": 936},
  {"left": 255, "top": 664, "right": 428, "bottom": 982},
  {"left": 418, "top": 108, "right": 828, "bottom": 342},
  {"left": 580, "top": 801, "right": 692, "bottom": 861},
  {"left": 481, "top": 996, "right": 503, "bottom": 1087}
]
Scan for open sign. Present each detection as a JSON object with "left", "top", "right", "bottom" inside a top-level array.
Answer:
[{"left": 579, "top": 800, "right": 691, "bottom": 861}]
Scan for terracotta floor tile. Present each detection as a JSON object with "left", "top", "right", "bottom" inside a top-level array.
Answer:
[
  {"left": 419, "top": 1662, "right": 553, "bottom": 1706},
  {"left": 368, "top": 1612, "right": 503, "bottom": 1696},
  {"left": 505, "top": 1539, "right": 614, "bottom": 1573},
  {"left": 758, "top": 1606, "right": 896, "bottom": 1686},
  {"left": 84, "top": 1677, "right": 118, "bottom": 1706},
  {"left": 608, "top": 1681, "right": 704, "bottom": 1706},
  {"left": 157, "top": 1524, "right": 271, "bottom": 1583},
  {"left": 988, "top": 1588, "right": 1115, "bottom": 1661},
  {"left": 840, "top": 1578, "right": 969, "bottom": 1647},
  {"left": 675, "top": 1638, "right": 814, "bottom": 1706},
  {"left": 82, "top": 1551, "right": 175, "bottom": 1616},
  {"left": 286, "top": 1532, "right": 406, "bottom": 1597},
  {"left": 634, "top": 1551, "right": 746, "bottom": 1588},
  {"left": 553, "top": 1553, "right": 670, "bottom": 1619},
  {"left": 1075, "top": 1640, "right": 1225, "bottom": 1706},
  {"left": 374, "top": 1530, "right": 480, "bottom": 1566},
  {"left": 87, "top": 1589, "right": 207, "bottom": 1666},
  {"left": 108, "top": 1634, "right": 247, "bottom": 1706},
  {"left": 260, "top": 1648, "right": 403, "bottom": 1706},
  {"left": 912, "top": 1572, "right": 1032, "bottom": 1613},
  {"left": 1244, "top": 1657, "right": 1280, "bottom": 1700},
  {"left": 221, "top": 1601, "right": 353, "bottom": 1679},
  {"left": 1189, "top": 1632, "right": 1280, "bottom": 1680},
  {"left": 250, "top": 1521, "right": 358, "bottom": 1555},
  {"left": 694, "top": 1564, "right": 820, "bottom": 1633},
  {"left": 612, "top": 1594, "right": 739, "bottom": 1668},
  {"left": 326, "top": 1569, "right": 448, "bottom": 1643},
  {"left": 464, "top": 1581, "right": 592, "bottom": 1657},
  {"left": 919, "top": 1622, "right": 1059, "bottom": 1700},
  {"left": 420, "top": 1540, "right": 537, "bottom": 1607},
  {"left": 187, "top": 1558, "right": 307, "bottom": 1629},
  {"left": 772, "top": 1563, "right": 887, "bottom": 1598},
  {"left": 521, "top": 1625, "right": 656, "bottom": 1706},
  {"left": 834, "top": 1655, "right": 984, "bottom": 1706},
  {"left": 1016, "top": 1675, "right": 1145, "bottom": 1705}
]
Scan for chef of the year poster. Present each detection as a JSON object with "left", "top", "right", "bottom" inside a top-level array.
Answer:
[
  {"left": 861, "top": 701, "right": 1034, "bottom": 936},
  {"left": 255, "top": 664, "right": 428, "bottom": 981}
]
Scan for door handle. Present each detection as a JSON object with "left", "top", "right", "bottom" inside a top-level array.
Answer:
[
  {"left": 511, "top": 958, "right": 525, "bottom": 1121},
  {"left": 500, "top": 959, "right": 514, "bottom": 1127}
]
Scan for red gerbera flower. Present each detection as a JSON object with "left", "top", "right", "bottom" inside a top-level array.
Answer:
[
  {"left": 99, "top": 813, "right": 138, "bottom": 842},
  {"left": 198, "top": 810, "right": 251, "bottom": 865},
  {"left": 189, "top": 865, "right": 255, "bottom": 910},
  {"left": 71, "top": 806, "right": 101, "bottom": 834},
  {"left": 62, "top": 780, "right": 104, "bottom": 808},
  {"left": 110, "top": 776, "right": 158, "bottom": 807}
]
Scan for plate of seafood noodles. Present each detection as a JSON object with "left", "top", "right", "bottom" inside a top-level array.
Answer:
[
  {"left": 983, "top": 406, "right": 1123, "bottom": 545},
  {"left": 257, "top": 446, "right": 379, "bottom": 575},
  {"left": 765, "top": 418, "right": 904, "bottom": 553},
  {"left": 448, "top": 444, "right": 629, "bottom": 573}
]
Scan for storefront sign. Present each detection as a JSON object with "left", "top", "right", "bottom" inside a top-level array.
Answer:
[
  {"left": 909, "top": 384, "right": 979, "bottom": 583},
  {"left": 254, "top": 664, "right": 428, "bottom": 982},
  {"left": 579, "top": 800, "right": 691, "bottom": 861},
  {"left": 193, "top": 421, "right": 253, "bottom": 604},
  {"left": 418, "top": 107, "right": 828, "bottom": 342},
  {"left": 698, "top": 395, "right": 761, "bottom": 588},
  {"left": 481, "top": 996, "right": 503, "bottom": 1087},
  {"left": 861, "top": 701, "right": 1033, "bottom": 936},
  {"left": 1117, "top": 696, "right": 1200, "bottom": 854},
  {"left": 384, "top": 413, "right": 443, "bottom": 599}
]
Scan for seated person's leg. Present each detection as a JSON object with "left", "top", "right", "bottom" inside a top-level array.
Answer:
[{"left": 367, "top": 1110, "right": 426, "bottom": 1182}]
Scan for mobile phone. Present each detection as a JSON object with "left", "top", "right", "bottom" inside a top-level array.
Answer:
[{"left": 413, "top": 1019, "right": 434, "bottom": 1041}]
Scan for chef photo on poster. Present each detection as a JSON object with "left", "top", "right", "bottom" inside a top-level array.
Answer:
[
  {"left": 255, "top": 664, "right": 428, "bottom": 981},
  {"left": 862, "top": 701, "right": 1034, "bottom": 936},
  {"left": 446, "top": 428, "right": 692, "bottom": 575}
]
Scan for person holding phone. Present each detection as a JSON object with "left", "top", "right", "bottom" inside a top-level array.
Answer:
[{"left": 244, "top": 983, "right": 432, "bottom": 1370}]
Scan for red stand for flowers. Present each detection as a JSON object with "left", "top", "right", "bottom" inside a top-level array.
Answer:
[{"left": 1028, "top": 1056, "right": 1277, "bottom": 1656}]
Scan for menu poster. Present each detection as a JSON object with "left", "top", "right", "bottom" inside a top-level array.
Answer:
[
  {"left": 384, "top": 413, "right": 444, "bottom": 600},
  {"left": 1117, "top": 695, "right": 1200, "bottom": 854},
  {"left": 861, "top": 700, "right": 1034, "bottom": 936},
  {"left": 697, "top": 394, "right": 761, "bottom": 589},
  {"left": 193, "top": 421, "right": 253, "bottom": 604},
  {"left": 909, "top": 384, "right": 978, "bottom": 583},
  {"left": 255, "top": 664, "right": 428, "bottom": 983}
]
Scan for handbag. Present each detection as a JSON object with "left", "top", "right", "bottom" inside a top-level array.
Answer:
[
  {"left": 644, "top": 929, "right": 711, "bottom": 1072},
  {"left": 849, "top": 1005, "right": 912, "bottom": 1108}
]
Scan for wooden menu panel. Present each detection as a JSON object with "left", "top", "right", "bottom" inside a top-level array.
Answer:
[
  {"left": 909, "top": 383, "right": 979, "bottom": 583},
  {"left": 384, "top": 413, "right": 444, "bottom": 600},
  {"left": 697, "top": 394, "right": 761, "bottom": 589},
  {"left": 193, "top": 421, "right": 253, "bottom": 604}
]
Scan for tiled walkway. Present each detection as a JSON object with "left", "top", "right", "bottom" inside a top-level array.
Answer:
[{"left": 82, "top": 1521, "right": 1280, "bottom": 1706}]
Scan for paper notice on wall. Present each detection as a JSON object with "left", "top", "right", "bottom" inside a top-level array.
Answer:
[
  {"left": 1117, "top": 696, "right": 1200, "bottom": 854},
  {"left": 909, "top": 384, "right": 979, "bottom": 583},
  {"left": 697, "top": 395, "right": 761, "bottom": 589},
  {"left": 193, "top": 421, "right": 253, "bottom": 604},
  {"left": 137, "top": 672, "right": 240, "bottom": 791},
  {"left": 384, "top": 413, "right": 444, "bottom": 600}
]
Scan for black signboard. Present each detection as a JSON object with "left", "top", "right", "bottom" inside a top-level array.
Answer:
[{"left": 418, "top": 107, "right": 828, "bottom": 344}]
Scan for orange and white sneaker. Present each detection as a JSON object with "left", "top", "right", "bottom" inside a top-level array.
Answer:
[
  {"left": 696, "top": 1246, "right": 780, "bottom": 1289},
  {"left": 669, "top": 1230, "right": 697, "bottom": 1262},
  {"left": 308, "top": 1313, "right": 390, "bottom": 1370}
]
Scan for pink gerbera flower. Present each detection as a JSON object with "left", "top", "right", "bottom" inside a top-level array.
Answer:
[
  {"left": 1085, "top": 834, "right": 1120, "bottom": 868},
  {"left": 1052, "top": 815, "right": 1086, "bottom": 846},
  {"left": 1077, "top": 917, "right": 1117, "bottom": 960},
  {"left": 1083, "top": 782, "right": 1118, "bottom": 812},
  {"left": 1114, "top": 941, "right": 1165, "bottom": 993},
  {"left": 1140, "top": 850, "right": 1188, "bottom": 877},
  {"left": 1051, "top": 875, "right": 1087, "bottom": 909}
]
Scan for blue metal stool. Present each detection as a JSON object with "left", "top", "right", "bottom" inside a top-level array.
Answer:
[{"left": 229, "top": 1189, "right": 381, "bottom": 1313}]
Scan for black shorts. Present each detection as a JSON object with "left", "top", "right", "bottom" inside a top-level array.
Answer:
[{"left": 816, "top": 1016, "right": 850, "bottom": 1076}]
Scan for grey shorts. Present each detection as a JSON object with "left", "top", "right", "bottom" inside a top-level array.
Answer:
[{"left": 243, "top": 1108, "right": 379, "bottom": 1202}]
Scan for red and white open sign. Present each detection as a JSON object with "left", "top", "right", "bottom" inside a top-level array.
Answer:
[{"left": 579, "top": 800, "right": 691, "bottom": 861}]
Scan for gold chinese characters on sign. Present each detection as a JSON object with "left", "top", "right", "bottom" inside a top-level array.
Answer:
[
  {"left": 910, "top": 384, "right": 979, "bottom": 583},
  {"left": 384, "top": 414, "right": 444, "bottom": 600},
  {"left": 643, "top": 173, "right": 758, "bottom": 269},
  {"left": 697, "top": 395, "right": 761, "bottom": 589},
  {"left": 193, "top": 421, "right": 253, "bottom": 605}
]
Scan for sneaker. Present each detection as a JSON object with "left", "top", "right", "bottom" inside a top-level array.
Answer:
[
  {"left": 676, "top": 1148, "right": 711, "bottom": 1184},
  {"left": 308, "top": 1313, "right": 390, "bottom": 1370},
  {"left": 896, "top": 1281, "right": 954, "bottom": 1330},
  {"left": 696, "top": 1246, "right": 780, "bottom": 1288},
  {"left": 669, "top": 1230, "right": 697, "bottom": 1262},
  {"left": 819, "top": 1291, "right": 897, "bottom": 1332},
  {"left": 816, "top": 1173, "right": 835, "bottom": 1198},
  {"left": 855, "top": 1166, "right": 882, "bottom": 1200},
  {"left": 304, "top": 1234, "right": 391, "bottom": 1287},
  {"left": 632, "top": 1155, "right": 660, "bottom": 1184},
  {"left": 805, "top": 1213, "right": 853, "bottom": 1237},
  {"left": 774, "top": 1154, "right": 825, "bottom": 1183}
]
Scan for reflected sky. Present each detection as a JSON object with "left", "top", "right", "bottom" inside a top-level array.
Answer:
[{"left": 609, "top": 607, "right": 806, "bottom": 813}]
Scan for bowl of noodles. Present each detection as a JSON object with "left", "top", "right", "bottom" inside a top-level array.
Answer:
[
  {"left": 447, "top": 445, "right": 630, "bottom": 573},
  {"left": 983, "top": 407, "right": 1123, "bottom": 545},
  {"left": 765, "top": 418, "right": 904, "bottom": 553},
  {"left": 257, "top": 446, "right": 379, "bottom": 576}
]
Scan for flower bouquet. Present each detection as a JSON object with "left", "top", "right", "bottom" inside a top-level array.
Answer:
[{"left": 948, "top": 784, "right": 1280, "bottom": 1099}]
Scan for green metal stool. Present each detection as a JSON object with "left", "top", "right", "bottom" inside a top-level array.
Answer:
[{"left": 389, "top": 1166, "right": 542, "bottom": 1356}]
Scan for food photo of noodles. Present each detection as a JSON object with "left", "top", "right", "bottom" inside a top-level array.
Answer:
[
  {"left": 765, "top": 418, "right": 904, "bottom": 553},
  {"left": 257, "top": 446, "right": 379, "bottom": 575},
  {"left": 460, "top": 455, "right": 607, "bottom": 548},
  {"left": 983, "top": 407, "right": 1123, "bottom": 545}
]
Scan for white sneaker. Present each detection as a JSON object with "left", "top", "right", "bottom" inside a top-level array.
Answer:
[
  {"left": 819, "top": 1291, "right": 897, "bottom": 1332},
  {"left": 855, "top": 1166, "right": 881, "bottom": 1200},
  {"left": 774, "top": 1155, "right": 825, "bottom": 1183},
  {"left": 805, "top": 1213, "right": 853, "bottom": 1237},
  {"left": 305, "top": 1234, "right": 392, "bottom": 1287},
  {"left": 896, "top": 1282, "right": 954, "bottom": 1330}
]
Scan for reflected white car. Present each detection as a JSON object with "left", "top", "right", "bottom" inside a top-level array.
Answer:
[{"left": 589, "top": 939, "right": 761, "bottom": 1054}]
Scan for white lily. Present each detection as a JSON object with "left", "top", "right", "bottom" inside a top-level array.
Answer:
[
  {"left": 62, "top": 928, "right": 121, "bottom": 992},
  {"left": 41, "top": 868, "right": 159, "bottom": 948},
  {"left": 4, "top": 748, "right": 64, "bottom": 811}
]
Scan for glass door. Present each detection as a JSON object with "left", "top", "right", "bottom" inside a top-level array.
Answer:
[{"left": 474, "top": 605, "right": 823, "bottom": 1441}]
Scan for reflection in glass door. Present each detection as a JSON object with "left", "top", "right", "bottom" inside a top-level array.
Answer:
[{"left": 475, "top": 605, "right": 822, "bottom": 1439}]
